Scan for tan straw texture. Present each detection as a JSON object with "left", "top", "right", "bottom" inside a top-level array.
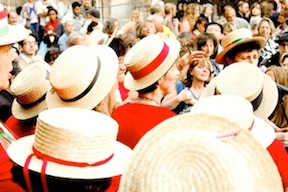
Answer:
[
  {"left": 11, "top": 61, "right": 51, "bottom": 120},
  {"left": 124, "top": 34, "right": 180, "bottom": 91},
  {"left": 119, "top": 114, "right": 283, "bottom": 192},
  {"left": 7, "top": 107, "right": 132, "bottom": 179},
  {"left": 191, "top": 94, "right": 276, "bottom": 148},
  {"left": 46, "top": 45, "right": 118, "bottom": 109},
  {"left": 215, "top": 28, "right": 266, "bottom": 64},
  {"left": 201, "top": 62, "right": 278, "bottom": 119}
]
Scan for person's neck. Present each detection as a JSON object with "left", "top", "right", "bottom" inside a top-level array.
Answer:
[
  {"left": 191, "top": 79, "right": 205, "bottom": 89},
  {"left": 136, "top": 91, "right": 162, "bottom": 106},
  {"left": 22, "top": 53, "right": 35, "bottom": 60}
]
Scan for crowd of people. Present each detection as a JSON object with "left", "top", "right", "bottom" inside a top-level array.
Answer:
[{"left": 0, "top": 0, "right": 288, "bottom": 191}]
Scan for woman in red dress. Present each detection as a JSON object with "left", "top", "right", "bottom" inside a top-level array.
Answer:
[{"left": 112, "top": 34, "right": 181, "bottom": 149}]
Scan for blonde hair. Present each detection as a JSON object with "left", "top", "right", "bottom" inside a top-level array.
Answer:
[
  {"left": 184, "top": 3, "right": 201, "bottom": 30},
  {"left": 94, "top": 82, "right": 117, "bottom": 116},
  {"left": 258, "top": 17, "right": 276, "bottom": 39},
  {"left": 164, "top": 2, "right": 176, "bottom": 15}
]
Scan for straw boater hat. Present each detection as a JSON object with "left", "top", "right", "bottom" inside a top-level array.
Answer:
[
  {"left": 0, "top": 4, "right": 29, "bottom": 46},
  {"left": 215, "top": 28, "right": 266, "bottom": 64},
  {"left": 119, "top": 113, "right": 283, "bottom": 191},
  {"left": 7, "top": 107, "right": 132, "bottom": 180},
  {"left": 46, "top": 45, "right": 118, "bottom": 109},
  {"left": 190, "top": 94, "right": 276, "bottom": 148},
  {"left": 11, "top": 61, "right": 51, "bottom": 120},
  {"left": 201, "top": 62, "right": 278, "bottom": 119},
  {"left": 124, "top": 34, "right": 180, "bottom": 91}
]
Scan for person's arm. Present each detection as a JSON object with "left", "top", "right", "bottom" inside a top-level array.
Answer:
[{"left": 161, "top": 84, "right": 196, "bottom": 110}]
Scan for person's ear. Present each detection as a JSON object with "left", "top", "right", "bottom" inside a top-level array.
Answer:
[{"left": 224, "top": 56, "right": 234, "bottom": 64}]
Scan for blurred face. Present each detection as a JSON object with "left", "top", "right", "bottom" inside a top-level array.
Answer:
[
  {"left": 8, "top": 12, "right": 18, "bottom": 25},
  {"left": 201, "top": 39, "right": 214, "bottom": 58},
  {"left": 240, "top": 3, "right": 250, "bottom": 14},
  {"left": 160, "top": 64, "right": 180, "bottom": 94},
  {"left": 251, "top": 4, "right": 261, "bottom": 16},
  {"left": 48, "top": 10, "right": 57, "bottom": 21},
  {"left": 204, "top": 6, "right": 213, "bottom": 16},
  {"left": 279, "top": 41, "right": 288, "bottom": 55},
  {"left": 0, "top": 45, "right": 18, "bottom": 90},
  {"left": 258, "top": 21, "right": 272, "bottom": 39},
  {"left": 141, "top": 22, "right": 156, "bottom": 37},
  {"left": 224, "top": 8, "right": 236, "bottom": 24},
  {"left": 20, "top": 35, "right": 38, "bottom": 56},
  {"left": 65, "top": 21, "right": 75, "bottom": 34},
  {"left": 194, "top": 6, "right": 201, "bottom": 18},
  {"left": 206, "top": 24, "right": 223, "bottom": 41},
  {"left": 197, "top": 21, "right": 207, "bottom": 33},
  {"left": 82, "top": 0, "right": 91, "bottom": 7},
  {"left": 73, "top": 6, "right": 81, "bottom": 16},
  {"left": 190, "top": 60, "right": 211, "bottom": 82},
  {"left": 117, "top": 55, "right": 126, "bottom": 83},
  {"left": 234, "top": 49, "right": 259, "bottom": 65},
  {"left": 282, "top": 57, "right": 288, "bottom": 71}
]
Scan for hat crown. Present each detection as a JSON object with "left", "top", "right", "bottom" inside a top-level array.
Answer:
[
  {"left": 216, "top": 63, "right": 263, "bottom": 102},
  {"left": 124, "top": 35, "right": 168, "bottom": 75},
  {"left": 34, "top": 108, "right": 118, "bottom": 164},
  {"left": 11, "top": 61, "right": 51, "bottom": 105},
  {"left": 221, "top": 28, "right": 253, "bottom": 49},
  {"left": 191, "top": 95, "right": 254, "bottom": 130},
  {"left": 50, "top": 45, "right": 100, "bottom": 100}
]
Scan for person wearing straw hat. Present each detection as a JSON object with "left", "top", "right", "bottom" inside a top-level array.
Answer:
[
  {"left": 118, "top": 113, "right": 283, "bottom": 191},
  {"left": 201, "top": 62, "right": 278, "bottom": 120},
  {"left": 215, "top": 28, "right": 266, "bottom": 66},
  {"left": 5, "top": 61, "right": 51, "bottom": 139},
  {"left": 46, "top": 44, "right": 119, "bottom": 116},
  {"left": 190, "top": 94, "right": 288, "bottom": 190},
  {"left": 7, "top": 107, "right": 132, "bottom": 192},
  {"left": 0, "top": 3, "right": 30, "bottom": 191},
  {"left": 111, "top": 34, "right": 181, "bottom": 149}
]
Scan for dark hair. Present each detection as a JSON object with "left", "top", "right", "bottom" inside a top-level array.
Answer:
[
  {"left": 226, "top": 41, "right": 261, "bottom": 61},
  {"left": 137, "top": 82, "right": 158, "bottom": 94},
  {"left": 109, "top": 37, "right": 127, "bottom": 57},
  {"left": 16, "top": 6, "right": 22, "bottom": 15},
  {"left": 72, "top": 1, "right": 81, "bottom": 9},
  {"left": 193, "top": 15, "right": 208, "bottom": 31},
  {"left": 18, "top": 34, "right": 37, "bottom": 46},
  {"left": 47, "top": 7, "right": 58, "bottom": 15},
  {"left": 12, "top": 165, "right": 112, "bottom": 192},
  {"left": 87, "top": 21, "right": 98, "bottom": 34},
  {"left": 195, "top": 32, "right": 218, "bottom": 59},
  {"left": 44, "top": 47, "right": 61, "bottom": 64},
  {"left": 205, "top": 22, "right": 224, "bottom": 34}
]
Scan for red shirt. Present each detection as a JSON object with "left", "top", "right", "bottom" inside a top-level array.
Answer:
[
  {"left": 112, "top": 103, "right": 176, "bottom": 149},
  {"left": 267, "top": 139, "right": 288, "bottom": 189},
  {"left": 0, "top": 116, "right": 36, "bottom": 191}
]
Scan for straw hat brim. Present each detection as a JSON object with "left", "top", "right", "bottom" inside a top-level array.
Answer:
[
  {"left": 45, "top": 45, "right": 118, "bottom": 109},
  {"left": 7, "top": 135, "right": 132, "bottom": 179},
  {"left": 11, "top": 99, "right": 48, "bottom": 120},
  {"left": 124, "top": 38, "right": 180, "bottom": 91},
  {"left": 0, "top": 25, "right": 29, "bottom": 46},
  {"left": 215, "top": 37, "right": 266, "bottom": 64},
  {"left": 252, "top": 116, "right": 276, "bottom": 148},
  {"left": 201, "top": 75, "right": 278, "bottom": 119},
  {"left": 119, "top": 114, "right": 282, "bottom": 191}
]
